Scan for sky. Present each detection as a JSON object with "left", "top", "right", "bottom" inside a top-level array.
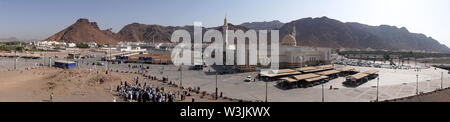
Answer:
[{"left": 0, "top": 0, "right": 449, "bottom": 47}]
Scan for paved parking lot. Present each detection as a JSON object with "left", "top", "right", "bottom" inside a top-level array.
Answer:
[{"left": 103, "top": 62, "right": 450, "bottom": 102}]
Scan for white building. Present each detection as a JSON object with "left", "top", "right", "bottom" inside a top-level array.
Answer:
[
  {"left": 88, "top": 42, "right": 98, "bottom": 48},
  {"left": 118, "top": 46, "right": 146, "bottom": 52},
  {"left": 67, "top": 43, "right": 76, "bottom": 48},
  {"left": 218, "top": 17, "right": 331, "bottom": 69},
  {"left": 277, "top": 23, "right": 332, "bottom": 68},
  {"left": 115, "top": 42, "right": 146, "bottom": 52},
  {"left": 36, "top": 41, "right": 66, "bottom": 47}
]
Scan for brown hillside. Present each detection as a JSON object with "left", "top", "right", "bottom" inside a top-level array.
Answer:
[{"left": 45, "top": 18, "right": 119, "bottom": 45}]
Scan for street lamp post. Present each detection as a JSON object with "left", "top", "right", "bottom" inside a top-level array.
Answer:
[
  {"left": 43, "top": 52, "right": 46, "bottom": 67},
  {"left": 14, "top": 58, "right": 17, "bottom": 70},
  {"left": 442, "top": 72, "right": 444, "bottom": 89},
  {"left": 108, "top": 43, "right": 111, "bottom": 73},
  {"left": 376, "top": 77, "right": 379, "bottom": 102},
  {"left": 416, "top": 74, "right": 419, "bottom": 95},
  {"left": 179, "top": 66, "right": 182, "bottom": 87},
  {"left": 49, "top": 57, "right": 52, "bottom": 68},
  {"left": 215, "top": 72, "right": 218, "bottom": 100},
  {"left": 321, "top": 83, "right": 324, "bottom": 102},
  {"left": 265, "top": 81, "right": 268, "bottom": 102},
  {"left": 66, "top": 50, "right": 69, "bottom": 69}
]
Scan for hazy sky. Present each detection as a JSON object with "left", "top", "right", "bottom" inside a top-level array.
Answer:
[{"left": 1, "top": 0, "right": 449, "bottom": 46}]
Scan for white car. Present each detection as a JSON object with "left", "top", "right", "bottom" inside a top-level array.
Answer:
[
  {"left": 244, "top": 76, "right": 252, "bottom": 82},
  {"left": 96, "top": 62, "right": 105, "bottom": 66}
]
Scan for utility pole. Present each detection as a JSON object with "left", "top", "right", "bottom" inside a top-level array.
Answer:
[
  {"left": 49, "top": 57, "right": 52, "bottom": 68},
  {"left": 14, "top": 58, "right": 17, "bottom": 70},
  {"left": 215, "top": 72, "right": 218, "bottom": 100},
  {"left": 179, "top": 66, "right": 182, "bottom": 87},
  {"left": 442, "top": 72, "right": 444, "bottom": 89},
  {"left": 376, "top": 77, "right": 379, "bottom": 102},
  {"left": 416, "top": 74, "right": 419, "bottom": 95},
  {"left": 321, "top": 83, "right": 324, "bottom": 102},
  {"left": 43, "top": 50, "right": 46, "bottom": 67},
  {"left": 265, "top": 81, "right": 268, "bottom": 102},
  {"left": 66, "top": 49, "right": 69, "bottom": 69},
  {"left": 106, "top": 42, "right": 112, "bottom": 76}
]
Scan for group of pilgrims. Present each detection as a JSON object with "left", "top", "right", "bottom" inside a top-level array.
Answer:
[{"left": 115, "top": 76, "right": 198, "bottom": 102}]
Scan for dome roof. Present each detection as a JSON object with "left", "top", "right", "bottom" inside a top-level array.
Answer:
[{"left": 281, "top": 35, "right": 296, "bottom": 46}]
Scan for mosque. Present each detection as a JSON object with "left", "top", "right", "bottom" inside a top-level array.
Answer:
[
  {"left": 216, "top": 17, "right": 332, "bottom": 72},
  {"left": 278, "top": 24, "right": 332, "bottom": 68}
]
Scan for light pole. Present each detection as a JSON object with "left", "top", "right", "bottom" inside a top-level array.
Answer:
[
  {"left": 14, "top": 58, "right": 17, "bottom": 70},
  {"left": 321, "top": 83, "right": 324, "bottom": 102},
  {"left": 265, "top": 81, "right": 268, "bottom": 102},
  {"left": 43, "top": 51, "right": 46, "bottom": 67},
  {"left": 179, "top": 66, "right": 182, "bottom": 87},
  {"left": 109, "top": 43, "right": 112, "bottom": 76},
  {"left": 215, "top": 72, "right": 218, "bottom": 100},
  {"left": 49, "top": 57, "right": 52, "bottom": 68},
  {"left": 14, "top": 51, "right": 16, "bottom": 70},
  {"left": 66, "top": 49, "right": 69, "bottom": 69},
  {"left": 416, "top": 74, "right": 419, "bottom": 95},
  {"left": 376, "top": 77, "right": 379, "bottom": 102},
  {"left": 442, "top": 72, "right": 444, "bottom": 89}
]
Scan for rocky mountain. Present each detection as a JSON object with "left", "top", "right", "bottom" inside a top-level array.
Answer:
[
  {"left": 115, "top": 23, "right": 185, "bottom": 43},
  {"left": 45, "top": 19, "right": 249, "bottom": 44},
  {"left": 45, "top": 17, "right": 450, "bottom": 53},
  {"left": 279, "top": 17, "right": 450, "bottom": 53},
  {"left": 347, "top": 22, "right": 449, "bottom": 52},
  {"left": 240, "top": 20, "right": 284, "bottom": 30},
  {"left": 109, "top": 22, "right": 249, "bottom": 43},
  {"left": 45, "top": 18, "right": 119, "bottom": 44}
]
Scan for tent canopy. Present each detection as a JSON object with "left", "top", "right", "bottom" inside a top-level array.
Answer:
[{"left": 294, "top": 74, "right": 320, "bottom": 80}]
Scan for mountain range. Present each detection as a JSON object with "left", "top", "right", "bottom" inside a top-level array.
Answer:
[
  {"left": 0, "top": 37, "right": 19, "bottom": 42},
  {"left": 240, "top": 20, "right": 284, "bottom": 30},
  {"left": 44, "top": 17, "right": 450, "bottom": 53}
]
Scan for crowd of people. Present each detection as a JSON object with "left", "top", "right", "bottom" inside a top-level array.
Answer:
[{"left": 115, "top": 76, "right": 191, "bottom": 102}]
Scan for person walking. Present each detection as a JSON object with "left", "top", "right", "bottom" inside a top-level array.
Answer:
[{"left": 50, "top": 92, "right": 54, "bottom": 102}]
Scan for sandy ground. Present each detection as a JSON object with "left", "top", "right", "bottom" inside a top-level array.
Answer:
[{"left": 0, "top": 67, "right": 235, "bottom": 102}]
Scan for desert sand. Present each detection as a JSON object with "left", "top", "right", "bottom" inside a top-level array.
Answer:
[{"left": 0, "top": 66, "right": 235, "bottom": 102}]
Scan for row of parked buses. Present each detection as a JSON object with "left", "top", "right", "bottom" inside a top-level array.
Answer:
[
  {"left": 259, "top": 65, "right": 379, "bottom": 89},
  {"left": 112, "top": 54, "right": 172, "bottom": 65},
  {"left": 343, "top": 69, "right": 379, "bottom": 87}
]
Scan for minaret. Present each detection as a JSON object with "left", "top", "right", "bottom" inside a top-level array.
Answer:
[
  {"left": 223, "top": 16, "right": 228, "bottom": 45},
  {"left": 292, "top": 23, "right": 297, "bottom": 46},
  {"left": 292, "top": 23, "right": 296, "bottom": 37}
]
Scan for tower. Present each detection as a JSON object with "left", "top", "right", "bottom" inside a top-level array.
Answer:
[
  {"left": 223, "top": 16, "right": 228, "bottom": 45},
  {"left": 292, "top": 22, "right": 296, "bottom": 38}
]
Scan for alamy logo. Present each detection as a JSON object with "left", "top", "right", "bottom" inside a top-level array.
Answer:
[{"left": 170, "top": 22, "right": 280, "bottom": 70}]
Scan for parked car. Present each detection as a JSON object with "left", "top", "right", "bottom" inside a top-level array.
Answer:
[
  {"left": 96, "top": 61, "right": 105, "bottom": 66},
  {"left": 244, "top": 76, "right": 252, "bottom": 82},
  {"left": 90, "top": 54, "right": 96, "bottom": 58}
]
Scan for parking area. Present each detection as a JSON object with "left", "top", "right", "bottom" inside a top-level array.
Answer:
[{"left": 103, "top": 62, "right": 450, "bottom": 102}]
